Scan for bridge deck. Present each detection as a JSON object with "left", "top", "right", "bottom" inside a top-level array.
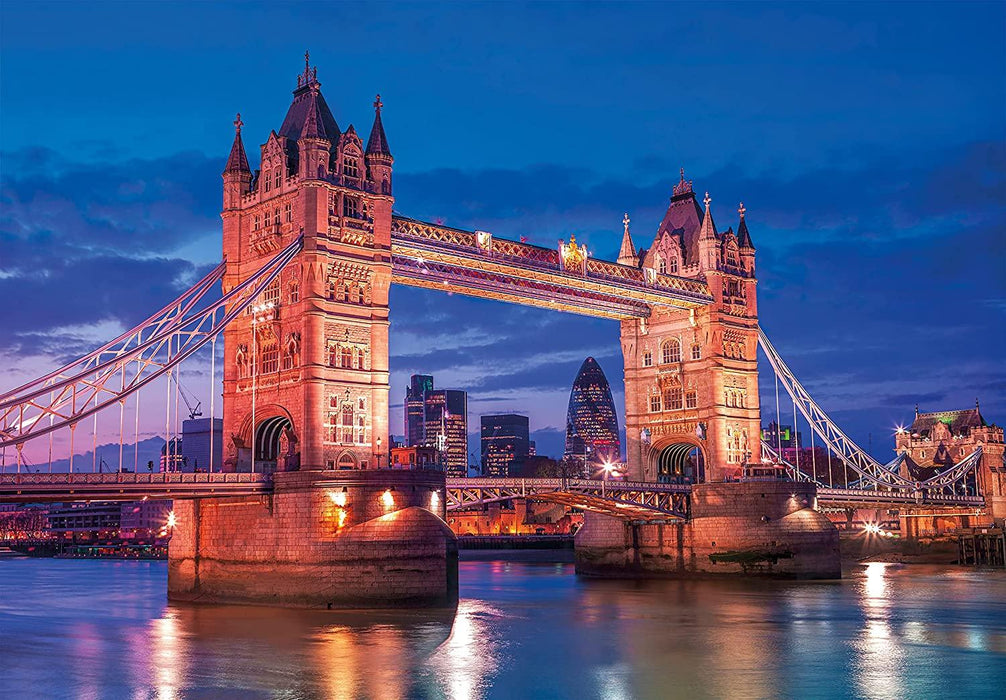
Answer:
[{"left": 390, "top": 216, "right": 713, "bottom": 320}]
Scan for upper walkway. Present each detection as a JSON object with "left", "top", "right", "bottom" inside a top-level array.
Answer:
[{"left": 390, "top": 216, "right": 714, "bottom": 320}]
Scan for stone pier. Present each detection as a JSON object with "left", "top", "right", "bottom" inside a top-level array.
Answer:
[
  {"left": 168, "top": 470, "right": 458, "bottom": 608},
  {"left": 575, "top": 480, "right": 841, "bottom": 579}
]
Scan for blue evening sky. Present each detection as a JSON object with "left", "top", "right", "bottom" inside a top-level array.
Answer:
[{"left": 2, "top": 1, "right": 1004, "bottom": 461}]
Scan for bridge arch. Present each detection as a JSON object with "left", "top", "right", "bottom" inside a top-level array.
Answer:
[
  {"left": 651, "top": 440, "right": 705, "bottom": 484},
  {"left": 237, "top": 405, "right": 297, "bottom": 472}
]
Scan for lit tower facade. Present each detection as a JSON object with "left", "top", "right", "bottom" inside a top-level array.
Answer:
[
  {"left": 621, "top": 172, "right": 760, "bottom": 482},
  {"left": 564, "top": 357, "right": 622, "bottom": 473},
  {"left": 220, "top": 57, "right": 393, "bottom": 472}
]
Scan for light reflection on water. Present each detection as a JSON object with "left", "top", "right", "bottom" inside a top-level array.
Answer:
[{"left": 0, "top": 558, "right": 1004, "bottom": 699}]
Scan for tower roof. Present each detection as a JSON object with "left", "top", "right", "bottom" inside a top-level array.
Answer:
[
  {"left": 278, "top": 54, "right": 340, "bottom": 146},
  {"left": 909, "top": 408, "right": 987, "bottom": 437},
  {"left": 223, "top": 113, "right": 250, "bottom": 175},
  {"left": 366, "top": 94, "right": 392, "bottom": 157},
  {"left": 654, "top": 168, "right": 705, "bottom": 266},
  {"left": 737, "top": 202, "right": 755, "bottom": 249}
]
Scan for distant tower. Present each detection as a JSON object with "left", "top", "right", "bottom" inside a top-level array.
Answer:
[
  {"left": 564, "top": 357, "right": 622, "bottom": 474},
  {"left": 220, "top": 58, "right": 393, "bottom": 472},
  {"left": 403, "top": 374, "right": 468, "bottom": 477},
  {"left": 621, "top": 172, "right": 760, "bottom": 482},
  {"left": 481, "top": 414, "right": 531, "bottom": 477}
]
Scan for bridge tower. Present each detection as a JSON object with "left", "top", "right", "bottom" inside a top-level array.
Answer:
[
  {"left": 220, "top": 58, "right": 393, "bottom": 472},
  {"left": 621, "top": 172, "right": 760, "bottom": 482}
]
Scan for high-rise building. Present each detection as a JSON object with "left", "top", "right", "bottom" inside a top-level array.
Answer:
[
  {"left": 403, "top": 375, "right": 468, "bottom": 477},
  {"left": 404, "top": 375, "right": 433, "bottom": 447},
  {"left": 481, "top": 414, "right": 531, "bottom": 477},
  {"left": 564, "top": 357, "right": 621, "bottom": 474},
  {"left": 181, "top": 418, "right": 223, "bottom": 472}
]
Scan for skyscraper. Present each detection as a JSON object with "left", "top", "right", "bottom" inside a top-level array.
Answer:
[
  {"left": 481, "top": 414, "right": 531, "bottom": 477},
  {"left": 403, "top": 375, "right": 468, "bottom": 477},
  {"left": 564, "top": 357, "right": 621, "bottom": 473}
]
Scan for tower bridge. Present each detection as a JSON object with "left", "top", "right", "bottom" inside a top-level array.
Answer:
[{"left": 1, "top": 58, "right": 1002, "bottom": 606}]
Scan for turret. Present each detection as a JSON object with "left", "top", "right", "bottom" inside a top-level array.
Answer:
[
  {"left": 737, "top": 202, "right": 755, "bottom": 274},
  {"left": 617, "top": 212, "right": 638, "bottom": 267},
  {"left": 366, "top": 94, "right": 393, "bottom": 195},
  {"left": 222, "top": 113, "right": 251, "bottom": 210}
]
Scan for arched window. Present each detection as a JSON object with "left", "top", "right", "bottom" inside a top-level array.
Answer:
[
  {"left": 343, "top": 196, "right": 360, "bottom": 218},
  {"left": 264, "top": 170, "right": 271, "bottom": 192},
  {"left": 669, "top": 257, "right": 679, "bottom": 274},
  {"left": 691, "top": 344, "right": 701, "bottom": 360},
  {"left": 642, "top": 350, "right": 652, "bottom": 367},
  {"left": 341, "top": 404, "right": 355, "bottom": 443},
  {"left": 289, "top": 280, "right": 299, "bottom": 304},
  {"left": 274, "top": 170, "right": 281, "bottom": 190},
  {"left": 344, "top": 155, "right": 360, "bottom": 179},
  {"left": 662, "top": 339, "right": 681, "bottom": 364},
  {"left": 658, "top": 258, "right": 667, "bottom": 274}
]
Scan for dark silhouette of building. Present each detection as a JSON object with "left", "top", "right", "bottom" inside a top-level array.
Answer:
[
  {"left": 481, "top": 414, "right": 530, "bottom": 477},
  {"left": 403, "top": 374, "right": 468, "bottom": 477},
  {"left": 182, "top": 418, "right": 223, "bottom": 472},
  {"left": 564, "top": 357, "right": 621, "bottom": 474}
]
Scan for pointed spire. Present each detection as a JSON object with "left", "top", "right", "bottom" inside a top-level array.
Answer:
[
  {"left": 366, "top": 94, "right": 392, "bottom": 157},
  {"left": 672, "top": 167, "right": 693, "bottom": 198},
  {"left": 224, "top": 113, "right": 250, "bottom": 174},
  {"left": 301, "top": 98, "right": 327, "bottom": 140},
  {"left": 617, "top": 212, "right": 638, "bottom": 266},
  {"left": 737, "top": 201, "right": 755, "bottom": 249},
  {"left": 699, "top": 191, "right": 716, "bottom": 239},
  {"left": 297, "top": 50, "right": 319, "bottom": 89}
]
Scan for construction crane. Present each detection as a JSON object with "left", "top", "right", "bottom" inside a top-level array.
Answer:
[{"left": 171, "top": 375, "right": 203, "bottom": 421}]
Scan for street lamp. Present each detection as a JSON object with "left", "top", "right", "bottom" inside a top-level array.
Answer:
[
  {"left": 601, "top": 460, "right": 614, "bottom": 498},
  {"left": 376, "top": 436, "right": 383, "bottom": 469}
]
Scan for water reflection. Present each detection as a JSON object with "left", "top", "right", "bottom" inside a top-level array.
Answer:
[{"left": 2, "top": 559, "right": 1005, "bottom": 699}]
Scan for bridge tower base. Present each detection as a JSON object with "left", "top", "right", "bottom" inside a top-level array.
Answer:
[
  {"left": 168, "top": 470, "right": 458, "bottom": 608},
  {"left": 574, "top": 481, "right": 841, "bottom": 579}
]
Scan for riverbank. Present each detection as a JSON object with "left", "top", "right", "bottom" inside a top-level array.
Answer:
[{"left": 839, "top": 532, "right": 960, "bottom": 565}]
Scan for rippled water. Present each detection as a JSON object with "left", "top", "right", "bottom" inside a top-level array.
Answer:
[{"left": 1, "top": 557, "right": 1004, "bottom": 699}]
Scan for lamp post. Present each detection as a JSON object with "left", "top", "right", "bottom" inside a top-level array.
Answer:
[
  {"left": 376, "top": 436, "right": 383, "bottom": 469},
  {"left": 601, "top": 460, "right": 614, "bottom": 498}
]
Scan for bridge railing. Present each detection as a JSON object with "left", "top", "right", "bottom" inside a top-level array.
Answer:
[
  {"left": 817, "top": 486, "right": 984, "bottom": 506},
  {"left": 0, "top": 472, "right": 271, "bottom": 486}
]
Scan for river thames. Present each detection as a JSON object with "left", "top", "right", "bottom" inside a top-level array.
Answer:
[{"left": 1, "top": 557, "right": 1004, "bottom": 699}]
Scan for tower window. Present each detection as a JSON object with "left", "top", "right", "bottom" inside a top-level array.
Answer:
[
  {"left": 669, "top": 257, "right": 678, "bottom": 273},
  {"left": 344, "top": 156, "right": 360, "bottom": 179},
  {"left": 685, "top": 390, "right": 697, "bottom": 409},
  {"left": 253, "top": 215, "right": 261, "bottom": 231},
  {"left": 343, "top": 196, "right": 360, "bottom": 219},
  {"left": 273, "top": 208, "right": 281, "bottom": 226},
  {"left": 642, "top": 350, "right": 652, "bottom": 367},
  {"left": 340, "top": 346, "right": 353, "bottom": 369},
  {"left": 274, "top": 170, "right": 281, "bottom": 189},
  {"left": 264, "top": 171, "right": 271, "bottom": 192},
  {"left": 691, "top": 344, "right": 701, "bottom": 360},
  {"left": 649, "top": 394, "right": 661, "bottom": 412},
  {"left": 263, "top": 280, "right": 280, "bottom": 307},
  {"left": 658, "top": 258, "right": 667, "bottom": 275},
  {"left": 664, "top": 387, "right": 683, "bottom": 410},
  {"left": 661, "top": 339, "right": 681, "bottom": 364},
  {"left": 260, "top": 344, "right": 279, "bottom": 374},
  {"left": 284, "top": 203, "right": 292, "bottom": 222},
  {"left": 289, "top": 280, "right": 299, "bottom": 303}
]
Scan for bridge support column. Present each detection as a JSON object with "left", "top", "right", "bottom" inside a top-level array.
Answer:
[
  {"left": 574, "top": 481, "right": 841, "bottom": 579},
  {"left": 168, "top": 470, "right": 457, "bottom": 608}
]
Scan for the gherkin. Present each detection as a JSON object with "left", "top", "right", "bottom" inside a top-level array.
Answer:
[{"left": 564, "top": 357, "right": 621, "bottom": 473}]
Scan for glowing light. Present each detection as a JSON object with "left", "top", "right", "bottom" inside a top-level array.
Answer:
[
  {"left": 337, "top": 510, "right": 347, "bottom": 528},
  {"left": 430, "top": 490, "right": 440, "bottom": 510},
  {"left": 166, "top": 511, "right": 176, "bottom": 529},
  {"left": 381, "top": 489, "right": 395, "bottom": 508},
  {"left": 329, "top": 491, "right": 347, "bottom": 507}
]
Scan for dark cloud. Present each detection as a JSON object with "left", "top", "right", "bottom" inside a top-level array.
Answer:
[{"left": 2, "top": 138, "right": 1003, "bottom": 458}]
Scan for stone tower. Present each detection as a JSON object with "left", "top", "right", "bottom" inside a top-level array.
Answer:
[
  {"left": 220, "top": 57, "right": 393, "bottom": 472},
  {"left": 621, "top": 171, "right": 760, "bottom": 483}
]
